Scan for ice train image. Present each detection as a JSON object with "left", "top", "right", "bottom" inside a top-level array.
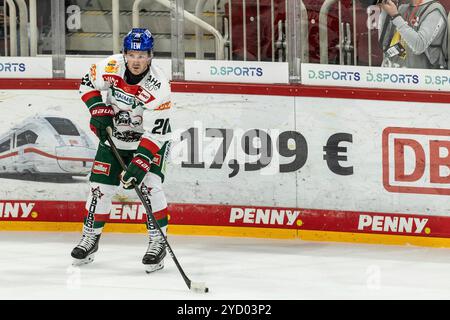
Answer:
[{"left": 0, "top": 115, "right": 96, "bottom": 177}]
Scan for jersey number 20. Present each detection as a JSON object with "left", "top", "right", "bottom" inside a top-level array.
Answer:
[{"left": 152, "top": 118, "right": 171, "bottom": 135}]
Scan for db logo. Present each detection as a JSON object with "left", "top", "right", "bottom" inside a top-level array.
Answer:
[{"left": 382, "top": 127, "right": 450, "bottom": 195}]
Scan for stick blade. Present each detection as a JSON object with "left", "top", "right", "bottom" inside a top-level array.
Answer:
[{"left": 190, "top": 281, "right": 209, "bottom": 294}]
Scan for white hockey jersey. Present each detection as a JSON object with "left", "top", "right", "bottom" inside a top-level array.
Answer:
[{"left": 79, "top": 54, "right": 173, "bottom": 151}]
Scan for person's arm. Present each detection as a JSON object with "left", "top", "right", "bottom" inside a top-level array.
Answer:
[
  {"left": 79, "top": 60, "right": 110, "bottom": 111},
  {"left": 381, "top": 0, "right": 446, "bottom": 55},
  {"left": 79, "top": 60, "right": 114, "bottom": 142},
  {"left": 392, "top": 10, "right": 445, "bottom": 54}
]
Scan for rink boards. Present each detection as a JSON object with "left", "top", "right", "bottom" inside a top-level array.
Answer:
[{"left": 1, "top": 80, "right": 450, "bottom": 247}]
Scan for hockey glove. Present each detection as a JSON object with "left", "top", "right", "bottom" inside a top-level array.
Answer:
[
  {"left": 89, "top": 105, "right": 115, "bottom": 143},
  {"left": 121, "top": 139, "right": 158, "bottom": 189},
  {"left": 121, "top": 156, "right": 152, "bottom": 189}
]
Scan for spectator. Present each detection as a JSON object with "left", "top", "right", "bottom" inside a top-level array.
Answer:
[{"left": 378, "top": 0, "right": 448, "bottom": 69}]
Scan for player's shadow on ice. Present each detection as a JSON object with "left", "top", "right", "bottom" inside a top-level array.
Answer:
[{"left": 0, "top": 173, "right": 87, "bottom": 183}]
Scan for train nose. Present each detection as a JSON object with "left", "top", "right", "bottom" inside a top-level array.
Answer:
[{"left": 55, "top": 146, "right": 95, "bottom": 175}]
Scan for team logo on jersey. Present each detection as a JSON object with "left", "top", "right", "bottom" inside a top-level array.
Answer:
[
  {"left": 114, "top": 111, "right": 142, "bottom": 127},
  {"left": 92, "top": 161, "right": 111, "bottom": 176},
  {"left": 115, "top": 111, "right": 132, "bottom": 126},
  {"left": 136, "top": 87, "right": 155, "bottom": 104},
  {"left": 112, "top": 129, "right": 143, "bottom": 142},
  {"left": 105, "top": 59, "right": 119, "bottom": 73}
]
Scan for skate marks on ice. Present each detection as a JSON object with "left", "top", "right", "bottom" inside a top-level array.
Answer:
[{"left": 1, "top": 232, "right": 450, "bottom": 299}]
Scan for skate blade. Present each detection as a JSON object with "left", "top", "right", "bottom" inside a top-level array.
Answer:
[
  {"left": 144, "top": 261, "right": 164, "bottom": 274},
  {"left": 72, "top": 254, "right": 95, "bottom": 266}
]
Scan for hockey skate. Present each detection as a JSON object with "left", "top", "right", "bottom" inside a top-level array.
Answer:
[
  {"left": 71, "top": 233, "right": 101, "bottom": 266},
  {"left": 142, "top": 229, "right": 167, "bottom": 274}
]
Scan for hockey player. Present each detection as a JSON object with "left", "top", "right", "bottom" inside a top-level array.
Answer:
[{"left": 71, "top": 28, "right": 173, "bottom": 273}]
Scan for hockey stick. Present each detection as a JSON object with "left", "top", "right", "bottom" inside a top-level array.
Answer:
[{"left": 105, "top": 128, "right": 208, "bottom": 293}]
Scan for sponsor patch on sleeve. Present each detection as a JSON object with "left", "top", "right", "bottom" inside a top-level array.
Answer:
[
  {"left": 104, "top": 60, "right": 119, "bottom": 73},
  {"left": 90, "top": 64, "right": 97, "bottom": 81},
  {"left": 92, "top": 161, "right": 111, "bottom": 176},
  {"left": 154, "top": 101, "right": 172, "bottom": 111}
]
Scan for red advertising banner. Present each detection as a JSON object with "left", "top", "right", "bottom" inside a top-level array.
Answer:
[{"left": 2, "top": 200, "right": 450, "bottom": 240}]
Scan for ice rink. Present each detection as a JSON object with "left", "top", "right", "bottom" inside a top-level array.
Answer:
[{"left": 1, "top": 231, "right": 450, "bottom": 300}]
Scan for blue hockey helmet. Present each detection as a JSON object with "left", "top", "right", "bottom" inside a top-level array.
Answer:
[{"left": 123, "top": 28, "right": 154, "bottom": 52}]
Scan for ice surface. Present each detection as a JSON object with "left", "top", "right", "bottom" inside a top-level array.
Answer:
[{"left": 1, "top": 231, "right": 450, "bottom": 300}]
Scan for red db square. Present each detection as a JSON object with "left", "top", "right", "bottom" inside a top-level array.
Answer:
[{"left": 382, "top": 127, "right": 450, "bottom": 195}]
